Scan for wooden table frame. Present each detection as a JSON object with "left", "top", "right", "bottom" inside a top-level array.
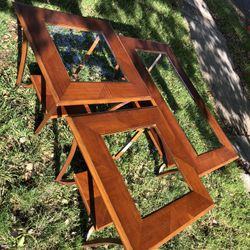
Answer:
[
  {"left": 66, "top": 107, "right": 214, "bottom": 249},
  {"left": 15, "top": 5, "right": 174, "bottom": 180},
  {"left": 14, "top": 2, "right": 152, "bottom": 133},
  {"left": 119, "top": 36, "right": 238, "bottom": 176}
]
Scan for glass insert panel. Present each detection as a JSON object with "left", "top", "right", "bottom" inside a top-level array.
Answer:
[
  {"left": 137, "top": 51, "right": 222, "bottom": 155},
  {"left": 47, "top": 25, "right": 126, "bottom": 82}
]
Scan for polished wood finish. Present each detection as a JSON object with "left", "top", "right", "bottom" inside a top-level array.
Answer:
[
  {"left": 14, "top": 2, "right": 152, "bottom": 136},
  {"left": 66, "top": 107, "right": 214, "bottom": 249},
  {"left": 14, "top": 2, "right": 151, "bottom": 135}
]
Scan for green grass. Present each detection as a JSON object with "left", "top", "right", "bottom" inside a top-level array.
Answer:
[
  {"left": 0, "top": 0, "right": 249, "bottom": 249},
  {"left": 205, "top": 0, "right": 250, "bottom": 97}
]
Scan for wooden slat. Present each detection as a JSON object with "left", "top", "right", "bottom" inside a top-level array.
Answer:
[
  {"left": 16, "top": 31, "right": 28, "bottom": 86},
  {"left": 59, "top": 82, "right": 151, "bottom": 105}
]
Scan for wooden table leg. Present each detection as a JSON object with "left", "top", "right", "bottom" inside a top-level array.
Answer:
[
  {"left": 55, "top": 138, "right": 77, "bottom": 185},
  {"left": 16, "top": 25, "right": 32, "bottom": 87}
]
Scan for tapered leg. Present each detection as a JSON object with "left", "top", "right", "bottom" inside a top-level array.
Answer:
[
  {"left": 55, "top": 138, "right": 77, "bottom": 185},
  {"left": 16, "top": 30, "right": 28, "bottom": 86},
  {"left": 35, "top": 106, "right": 57, "bottom": 134}
]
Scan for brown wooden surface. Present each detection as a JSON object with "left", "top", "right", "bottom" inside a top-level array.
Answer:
[{"left": 66, "top": 107, "right": 214, "bottom": 249}]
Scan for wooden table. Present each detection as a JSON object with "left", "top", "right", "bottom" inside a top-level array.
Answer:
[{"left": 14, "top": 2, "right": 238, "bottom": 249}]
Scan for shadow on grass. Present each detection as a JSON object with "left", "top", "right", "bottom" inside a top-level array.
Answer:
[
  {"left": 0, "top": 0, "right": 82, "bottom": 15},
  {"left": 94, "top": 0, "right": 224, "bottom": 151},
  {"left": 181, "top": 0, "right": 250, "bottom": 161},
  {"left": 95, "top": 0, "right": 197, "bottom": 75}
]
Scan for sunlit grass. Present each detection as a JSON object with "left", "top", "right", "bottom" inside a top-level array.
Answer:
[{"left": 0, "top": 0, "right": 249, "bottom": 249}]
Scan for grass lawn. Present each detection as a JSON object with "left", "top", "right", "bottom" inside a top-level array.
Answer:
[{"left": 0, "top": 0, "right": 249, "bottom": 249}]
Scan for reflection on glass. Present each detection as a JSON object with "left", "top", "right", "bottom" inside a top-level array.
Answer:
[{"left": 47, "top": 25, "right": 126, "bottom": 82}]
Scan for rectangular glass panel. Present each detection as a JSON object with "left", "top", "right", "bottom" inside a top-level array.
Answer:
[
  {"left": 137, "top": 51, "right": 222, "bottom": 155},
  {"left": 47, "top": 25, "right": 126, "bottom": 82}
]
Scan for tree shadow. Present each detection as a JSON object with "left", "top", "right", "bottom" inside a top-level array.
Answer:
[
  {"left": 2, "top": 0, "right": 82, "bottom": 15},
  {"left": 181, "top": 0, "right": 250, "bottom": 161},
  {"left": 94, "top": 0, "right": 200, "bottom": 81},
  {"left": 0, "top": 0, "right": 11, "bottom": 13}
]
